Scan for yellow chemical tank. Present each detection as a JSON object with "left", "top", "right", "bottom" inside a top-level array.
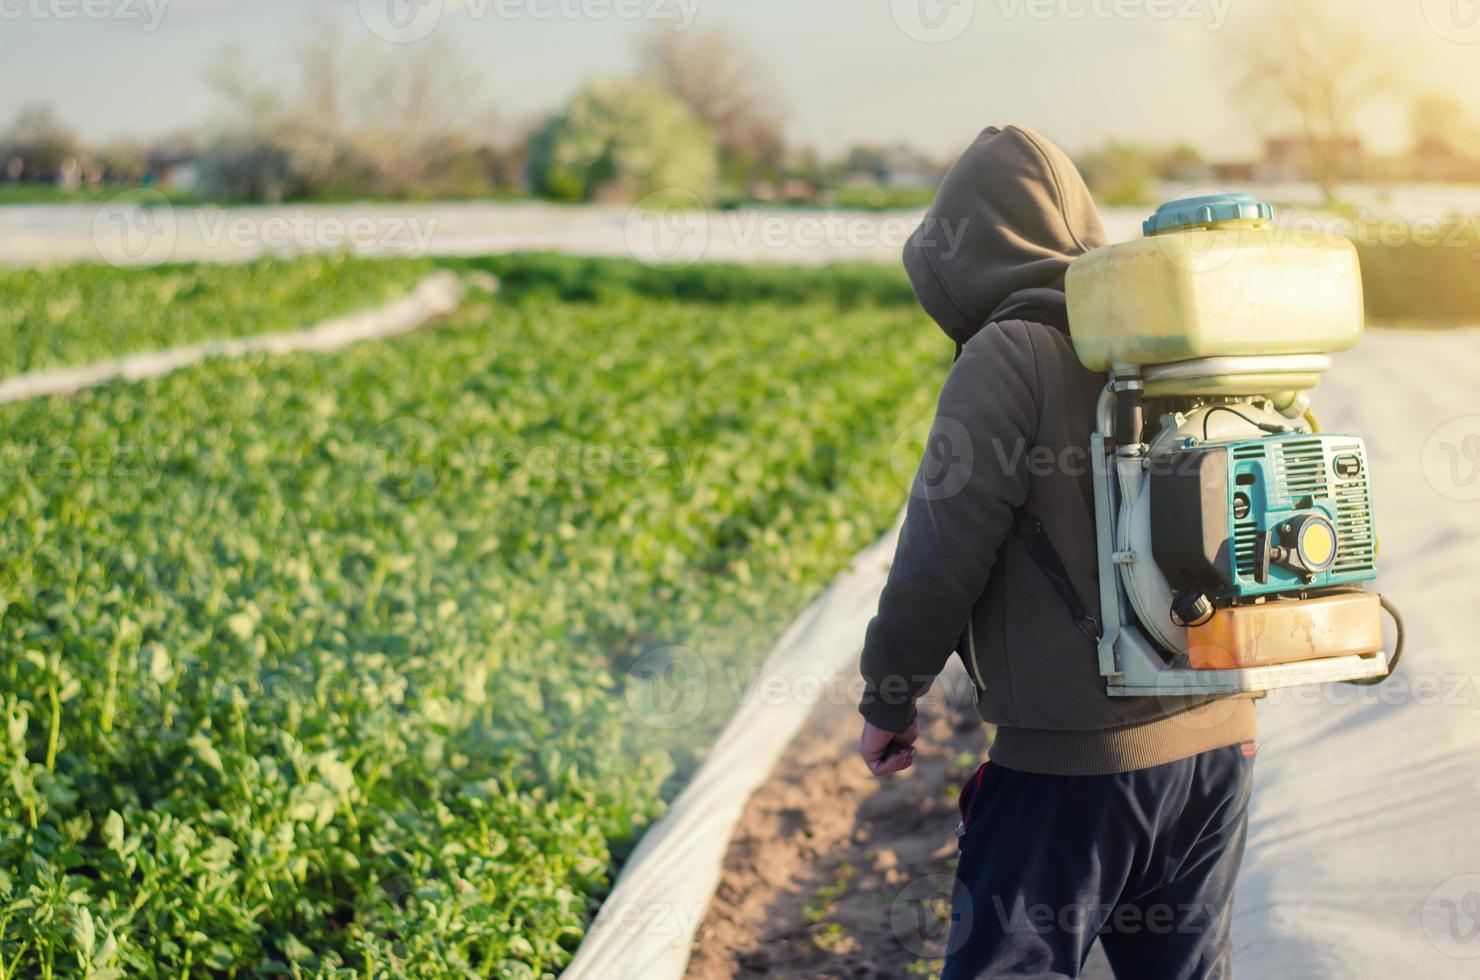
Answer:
[{"left": 1065, "top": 194, "right": 1365, "bottom": 374}]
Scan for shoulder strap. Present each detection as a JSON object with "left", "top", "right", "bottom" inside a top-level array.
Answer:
[{"left": 1011, "top": 511, "right": 1101, "bottom": 643}]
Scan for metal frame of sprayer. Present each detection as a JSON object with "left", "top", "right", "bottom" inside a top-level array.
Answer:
[{"left": 1090, "top": 355, "right": 1394, "bottom": 697}]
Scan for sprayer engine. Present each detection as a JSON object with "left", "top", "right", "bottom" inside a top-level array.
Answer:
[
  {"left": 1064, "top": 192, "right": 1399, "bottom": 696},
  {"left": 1150, "top": 433, "right": 1377, "bottom": 606}
]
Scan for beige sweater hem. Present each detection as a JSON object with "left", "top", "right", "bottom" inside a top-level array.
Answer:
[{"left": 985, "top": 699, "right": 1257, "bottom": 776}]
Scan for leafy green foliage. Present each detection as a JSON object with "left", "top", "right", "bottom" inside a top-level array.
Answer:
[
  {"left": 0, "top": 260, "right": 943, "bottom": 976},
  {"left": 439, "top": 253, "right": 917, "bottom": 309},
  {"left": 526, "top": 80, "right": 719, "bottom": 202},
  {"left": 0, "top": 254, "right": 432, "bottom": 378}
]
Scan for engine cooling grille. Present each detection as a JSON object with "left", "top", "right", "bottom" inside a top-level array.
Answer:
[
  {"left": 1230, "top": 437, "right": 1376, "bottom": 581},
  {"left": 1327, "top": 442, "right": 1376, "bottom": 575},
  {"left": 1233, "top": 519, "right": 1260, "bottom": 577},
  {"left": 1276, "top": 438, "right": 1328, "bottom": 497}
]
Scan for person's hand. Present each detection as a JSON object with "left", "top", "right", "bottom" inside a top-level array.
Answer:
[{"left": 859, "top": 718, "right": 919, "bottom": 776}]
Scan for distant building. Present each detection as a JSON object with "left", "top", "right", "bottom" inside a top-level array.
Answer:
[
  {"left": 57, "top": 157, "right": 81, "bottom": 190},
  {"left": 1210, "top": 160, "right": 1257, "bottom": 183},
  {"left": 1408, "top": 137, "right": 1480, "bottom": 183},
  {"left": 144, "top": 146, "right": 200, "bottom": 192},
  {"left": 842, "top": 143, "right": 942, "bottom": 189},
  {"left": 777, "top": 178, "right": 819, "bottom": 202},
  {"left": 1258, "top": 135, "right": 1365, "bottom": 183}
]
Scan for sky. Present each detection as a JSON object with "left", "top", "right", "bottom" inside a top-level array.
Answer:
[{"left": 2, "top": 0, "right": 1478, "bottom": 161}]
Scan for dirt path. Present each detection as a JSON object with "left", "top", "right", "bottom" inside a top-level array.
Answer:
[
  {"left": 686, "top": 669, "right": 988, "bottom": 980},
  {"left": 685, "top": 662, "right": 1122, "bottom": 979},
  {"left": 683, "top": 664, "right": 983, "bottom": 979}
]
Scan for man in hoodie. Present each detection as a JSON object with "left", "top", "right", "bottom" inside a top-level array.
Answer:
[{"left": 857, "top": 126, "right": 1255, "bottom": 979}]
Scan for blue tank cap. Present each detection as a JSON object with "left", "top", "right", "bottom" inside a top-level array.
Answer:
[{"left": 1142, "top": 193, "right": 1274, "bottom": 236}]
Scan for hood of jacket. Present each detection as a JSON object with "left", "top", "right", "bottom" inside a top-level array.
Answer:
[{"left": 903, "top": 125, "right": 1107, "bottom": 345}]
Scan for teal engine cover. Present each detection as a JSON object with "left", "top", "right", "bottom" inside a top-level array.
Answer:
[{"left": 1149, "top": 434, "right": 1377, "bottom": 601}]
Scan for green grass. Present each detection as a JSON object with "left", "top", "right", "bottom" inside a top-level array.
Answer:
[
  {"left": 0, "top": 186, "right": 201, "bottom": 206},
  {"left": 0, "top": 254, "right": 433, "bottom": 379},
  {"left": 0, "top": 258, "right": 942, "bottom": 976},
  {"left": 439, "top": 252, "right": 916, "bottom": 308}
]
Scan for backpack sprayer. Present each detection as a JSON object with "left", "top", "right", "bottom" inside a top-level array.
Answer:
[{"left": 1065, "top": 193, "right": 1402, "bottom": 696}]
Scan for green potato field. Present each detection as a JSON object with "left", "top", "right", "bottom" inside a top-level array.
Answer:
[
  {"left": 0, "top": 255, "right": 433, "bottom": 379},
  {"left": 0, "top": 255, "right": 940, "bottom": 977}
]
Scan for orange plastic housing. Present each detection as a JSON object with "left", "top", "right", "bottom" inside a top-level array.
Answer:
[{"left": 1186, "top": 591, "right": 1383, "bottom": 670}]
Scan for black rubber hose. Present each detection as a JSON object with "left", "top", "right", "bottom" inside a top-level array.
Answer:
[{"left": 1346, "top": 594, "right": 1404, "bottom": 686}]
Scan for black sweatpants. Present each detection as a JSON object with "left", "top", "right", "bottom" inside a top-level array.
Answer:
[{"left": 940, "top": 742, "right": 1256, "bottom": 980}]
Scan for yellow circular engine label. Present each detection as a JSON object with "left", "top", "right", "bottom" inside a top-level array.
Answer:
[{"left": 1301, "top": 521, "right": 1337, "bottom": 568}]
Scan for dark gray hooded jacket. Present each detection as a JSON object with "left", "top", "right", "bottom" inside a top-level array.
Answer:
[{"left": 859, "top": 125, "right": 1254, "bottom": 776}]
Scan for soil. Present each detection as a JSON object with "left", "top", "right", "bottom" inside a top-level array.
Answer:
[
  {"left": 683, "top": 663, "right": 979, "bottom": 979},
  {"left": 685, "top": 662, "right": 1122, "bottom": 979}
]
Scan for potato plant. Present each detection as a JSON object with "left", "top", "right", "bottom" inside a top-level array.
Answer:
[
  {"left": 0, "top": 255, "right": 432, "bottom": 379},
  {"left": 0, "top": 260, "right": 943, "bottom": 977}
]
